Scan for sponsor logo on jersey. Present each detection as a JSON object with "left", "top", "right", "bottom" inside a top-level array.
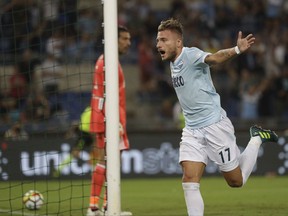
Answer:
[{"left": 172, "top": 75, "right": 184, "bottom": 88}]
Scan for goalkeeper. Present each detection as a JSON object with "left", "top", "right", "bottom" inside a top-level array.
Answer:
[
  {"left": 87, "top": 26, "right": 131, "bottom": 216},
  {"left": 53, "top": 106, "right": 94, "bottom": 177}
]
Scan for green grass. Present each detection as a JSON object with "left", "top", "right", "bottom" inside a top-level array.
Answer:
[{"left": 0, "top": 176, "right": 288, "bottom": 215}]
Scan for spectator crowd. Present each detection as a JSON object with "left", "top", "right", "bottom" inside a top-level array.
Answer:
[{"left": 0, "top": 0, "right": 287, "bottom": 134}]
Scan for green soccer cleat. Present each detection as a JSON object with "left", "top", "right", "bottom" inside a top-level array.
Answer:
[{"left": 249, "top": 125, "right": 278, "bottom": 143}]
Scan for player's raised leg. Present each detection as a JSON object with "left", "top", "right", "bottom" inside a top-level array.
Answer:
[
  {"left": 239, "top": 125, "right": 278, "bottom": 184},
  {"left": 223, "top": 125, "right": 278, "bottom": 187}
]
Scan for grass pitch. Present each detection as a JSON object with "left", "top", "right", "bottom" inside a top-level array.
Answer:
[{"left": 0, "top": 176, "right": 287, "bottom": 216}]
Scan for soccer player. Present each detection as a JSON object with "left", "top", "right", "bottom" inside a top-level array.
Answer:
[
  {"left": 156, "top": 18, "right": 278, "bottom": 216},
  {"left": 87, "top": 26, "right": 131, "bottom": 216},
  {"left": 53, "top": 106, "right": 94, "bottom": 177}
]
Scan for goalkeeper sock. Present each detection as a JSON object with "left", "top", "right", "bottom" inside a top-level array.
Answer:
[
  {"left": 102, "top": 193, "right": 107, "bottom": 210},
  {"left": 239, "top": 137, "right": 261, "bottom": 185},
  {"left": 89, "top": 196, "right": 100, "bottom": 209},
  {"left": 90, "top": 163, "right": 106, "bottom": 207},
  {"left": 182, "top": 182, "right": 204, "bottom": 216}
]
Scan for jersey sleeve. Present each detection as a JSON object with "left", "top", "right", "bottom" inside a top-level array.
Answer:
[{"left": 188, "top": 47, "right": 211, "bottom": 68}]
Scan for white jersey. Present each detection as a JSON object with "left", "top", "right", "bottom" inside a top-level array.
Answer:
[{"left": 170, "top": 47, "right": 226, "bottom": 129}]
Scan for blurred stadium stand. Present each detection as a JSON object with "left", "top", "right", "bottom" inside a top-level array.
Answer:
[{"left": 0, "top": 0, "right": 287, "bottom": 135}]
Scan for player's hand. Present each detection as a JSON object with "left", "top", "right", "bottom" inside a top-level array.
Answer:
[{"left": 237, "top": 31, "right": 255, "bottom": 53}]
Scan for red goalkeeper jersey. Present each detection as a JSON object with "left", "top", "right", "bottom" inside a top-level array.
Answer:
[{"left": 90, "top": 54, "right": 129, "bottom": 149}]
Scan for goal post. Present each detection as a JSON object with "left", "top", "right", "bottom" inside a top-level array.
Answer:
[
  {"left": 0, "top": 0, "right": 131, "bottom": 214},
  {"left": 103, "top": 0, "right": 121, "bottom": 215}
]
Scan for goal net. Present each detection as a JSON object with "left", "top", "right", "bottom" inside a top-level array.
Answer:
[{"left": 0, "top": 1, "right": 114, "bottom": 215}]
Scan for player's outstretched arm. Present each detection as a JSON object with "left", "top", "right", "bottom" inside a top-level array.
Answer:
[{"left": 205, "top": 31, "right": 255, "bottom": 66}]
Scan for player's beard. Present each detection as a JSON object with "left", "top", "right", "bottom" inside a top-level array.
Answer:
[
  {"left": 119, "top": 46, "right": 129, "bottom": 55},
  {"left": 165, "top": 49, "right": 178, "bottom": 62}
]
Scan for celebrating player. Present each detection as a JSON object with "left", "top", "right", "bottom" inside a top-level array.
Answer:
[
  {"left": 156, "top": 18, "right": 278, "bottom": 216},
  {"left": 87, "top": 26, "right": 131, "bottom": 216}
]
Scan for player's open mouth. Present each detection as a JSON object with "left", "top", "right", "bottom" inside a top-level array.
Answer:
[{"left": 159, "top": 50, "right": 165, "bottom": 56}]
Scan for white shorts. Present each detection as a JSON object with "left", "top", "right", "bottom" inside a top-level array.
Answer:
[{"left": 179, "top": 116, "right": 240, "bottom": 172}]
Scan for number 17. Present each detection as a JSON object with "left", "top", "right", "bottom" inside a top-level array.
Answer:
[{"left": 219, "top": 148, "right": 231, "bottom": 163}]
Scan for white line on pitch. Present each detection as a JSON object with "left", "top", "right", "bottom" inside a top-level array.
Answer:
[{"left": 0, "top": 208, "right": 52, "bottom": 216}]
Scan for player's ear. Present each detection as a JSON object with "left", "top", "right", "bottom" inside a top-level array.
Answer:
[{"left": 176, "top": 39, "right": 182, "bottom": 48}]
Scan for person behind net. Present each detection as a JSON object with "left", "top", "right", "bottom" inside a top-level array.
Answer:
[
  {"left": 156, "top": 18, "right": 278, "bottom": 216},
  {"left": 53, "top": 106, "right": 94, "bottom": 177},
  {"left": 87, "top": 26, "right": 131, "bottom": 216}
]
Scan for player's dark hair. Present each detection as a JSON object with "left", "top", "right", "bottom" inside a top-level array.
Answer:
[
  {"left": 118, "top": 25, "right": 129, "bottom": 38},
  {"left": 158, "top": 18, "right": 183, "bottom": 38}
]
